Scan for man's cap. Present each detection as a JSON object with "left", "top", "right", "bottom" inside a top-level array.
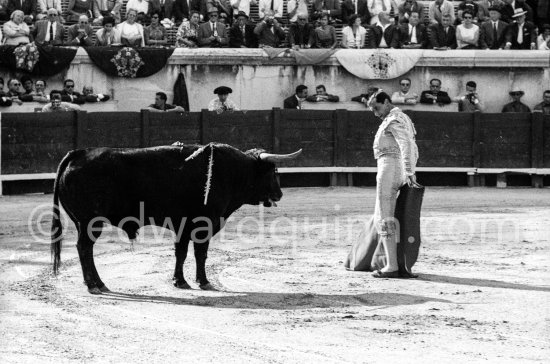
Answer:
[
  {"left": 214, "top": 86, "right": 232, "bottom": 95},
  {"left": 511, "top": 8, "right": 528, "bottom": 18},
  {"left": 208, "top": 8, "right": 219, "bottom": 14},
  {"left": 236, "top": 11, "right": 248, "bottom": 19}
]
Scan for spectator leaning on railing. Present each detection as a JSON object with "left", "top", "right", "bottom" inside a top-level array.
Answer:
[
  {"left": 42, "top": 90, "right": 82, "bottom": 112},
  {"left": 457, "top": 81, "right": 483, "bottom": 112},
  {"left": 254, "top": 9, "right": 285, "bottom": 47},
  {"left": 284, "top": 85, "right": 308, "bottom": 109},
  {"left": 305, "top": 84, "right": 339, "bottom": 102},
  {"left": 537, "top": 24, "right": 550, "bottom": 50},
  {"left": 60, "top": 79, "right": 86, "bottom": 104},
  {"left": 479, "top": 6, "right": 507, "bottom": 49},
  {"left": 395, "top": 10, "right": 427, "bottom": 49},
  {"left": 145, "top": 11, "right": 168, "bottom": 46},
  {"left": 504, "top": 7, "right": 536, "bottom": 49},
  {"left": 371, "top": 11, "right": 398, "bottom": 48},
  {"left": 534, "top": 90, "right": 550, "bottom": 115},
  {"left": 3, "top": 10, "right": 30, "bottom": 45},
  {"left": 175, "top": 10, "right": 200, "bottom": 47},
  {"left": 117, "top": 8, "right": 145, "bottom": 46},
  {"left": 229, "top": 10, "right": 257, "bottom": 48},
  {"left": 67, "top": 15, "right": 95, "bottom": 46},
  {"left": 288, "top": 13, "right": 314, "bottom": 49},
  {"left": 33, "top": 8, "right": 64, "bottom": 45},
  {"left": 456, "top": 10, "right": 479, "bottom": 49},
  {"left": 502, "top": 89, "right": 530, "bottom": 112},
  {"left": 429, "top": 13, "right": 457, "bottom": 49},
  {"left": 341, "top": 14, "right": 367, "bottom": 49},
  {"left": 198, "top": 8, "right": 228, "bottom": 47},
  {"left": 420, "top": 78, "right": 451, "bottom": 106},
  {"left": 391, "top": 78, "right": 418, "bottom": 105},
  {"left": 95, "top": 15, "right": 121, "bottom": 45}
]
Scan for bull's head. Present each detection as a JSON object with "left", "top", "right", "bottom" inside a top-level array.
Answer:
[{"left": 246, "top": 148, "right": 302, "bottom": 207}]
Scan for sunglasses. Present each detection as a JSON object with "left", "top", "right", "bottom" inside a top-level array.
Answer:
[
  {"left": 430, "top": 85, "right": 441, "bottom": 88},
  {"left": 463, "top": 16, "right": 472, "bottom": 19},
  {"left": 210, "top": 14, "right": 218, "bottom": 17},
  {"left": 66, "top": 85, "right": 75, "bottom": 88},
  {"left": 48, "top": 14, "right": 57, "bottom": 16},
  {"left": 401, "top": 83, "right": 410, "bottom": 86},
  {"left": 12, "top": 83, "right": 21, "bottom": 86}
]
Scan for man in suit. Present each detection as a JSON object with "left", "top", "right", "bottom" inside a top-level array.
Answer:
[
  {"left": 504, "top": 7, "right": 536, "bottom": 49},
  {"left": 284, "top": 85, "right": 308, "bottom": 109},
  {"left": 253, "top": 10, "right": 285, "bottom": 47},
  {"left": 420, "top": 78, "right": 452, "bottom": 106},
  {"left": 312, "top": 0, "right": 341, "bottom": 21},
  {"left": 174, "top": 0, "right": 207, "bottom": 23},
  {"left": 397, "top": 0, "right": 424, "bottom": 24},
  {"left": 60, "top": 79, "right": 86, "bottom": 105},
  {"left": 502, "top": 89, "right": 530, "bottom": 112},
  {"left": 67, "top": 15, "right": 94, "bottom": 46},
  {"left": 229, "top": 10, "right": 257, "bottom": 47},
  {"left": 396, "top": 11, "right": 427, "bottom": 48},
  {"left": 197, "top": 9, "right": 228, "bottom": 47},
  {"left": 288, "top": 13, "right": 314, "bottom": 49},
  {"left": 501, "top": 0, "right": 533, "bottom": 23},
  {"left": 92, "top": 0, "right": 123, "bottom": 24},
  {"left": 148, "top": 0, "right": 175, "bottom": 20},
  {"left": 258, "top": 0, "right": 283, "bottom": 21},
  {"left": 479, "top": 7, "right": 507, "bottom": 49},
  {"left": 32, "top": 8, "right": 64, "bottom": 46},
  {"left": 7, "top": 0, "right": 37, "bottom": 23},
  {"left": 371, "top": 11, "right": 397, "bottom": 48},
  {"left": 428, "top": 0, "right": 455, "bottom": 25},
  {"left": 429, "top": 13, "right": 457, "bottom": 49}
]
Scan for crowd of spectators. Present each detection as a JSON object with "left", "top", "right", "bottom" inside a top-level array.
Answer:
[{"left": 0, "top": 0, "right": 547, "bottom": 49}]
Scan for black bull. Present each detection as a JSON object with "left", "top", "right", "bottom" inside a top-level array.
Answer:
[{"left": 51, "top": 143, "right": 301, "bottom": 294}]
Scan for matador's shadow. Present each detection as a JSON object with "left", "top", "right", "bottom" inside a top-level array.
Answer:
[{"left": 419, "top": 274, "right": 550, "bottom": 292}]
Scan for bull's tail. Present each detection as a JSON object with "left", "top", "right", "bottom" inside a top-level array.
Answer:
[{"left": 51, "top": 150, "right": 77, "bottom": 275}]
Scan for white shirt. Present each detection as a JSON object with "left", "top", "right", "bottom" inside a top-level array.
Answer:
[
  {"left": 342, "top": 25, "right": 366, "bottom": 48},
  {"left": 408, "top": 23, "right": 417, "bottom": 43},
  {"left": 126, "top": 0, "right": 149, "bottom": 15},
  {"left": 230, "top": 0, "right": 256, "bottom": 16},
  {"left": 45, "top": 21, "right": 57, "bottom": 42},
  {"left": 376, "top": 22, "right": 391, "bottom": 47},
  {"left": 287, "top": 0, "right": 308, "bottom": 22},
  {"left": 258, "top": 0, "right": 283, "bottom": 19}
]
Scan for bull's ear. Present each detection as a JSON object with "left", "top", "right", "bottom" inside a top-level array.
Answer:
[{"left": 245, "top": 148, "right": 267, "bottom": 159}]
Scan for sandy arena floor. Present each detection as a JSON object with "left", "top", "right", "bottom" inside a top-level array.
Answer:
[{"left": 0, "top": 187, "right": 549, "bottom": 363}]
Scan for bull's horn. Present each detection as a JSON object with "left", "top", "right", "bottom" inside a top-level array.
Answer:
[{"left": 259, "top": 149, "right": 302, "bottom": 162}]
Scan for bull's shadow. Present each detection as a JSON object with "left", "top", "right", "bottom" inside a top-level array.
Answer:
[
  {"left": 98, "top": 290, "right": 451, "bottom": 309},
  {"left": 419, "top": 274, "right": 550, "bottom": 292}
]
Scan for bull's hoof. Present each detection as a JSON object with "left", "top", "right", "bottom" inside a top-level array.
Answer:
[
  {"left": 88, "top": 287, "right": 103, "bottom": 295},
  {"left": 199, "top": 283, "right": 217, "bottom": 291},
  {"left": 98, "top": 285, "right": 111, "bottom": 293},
  {"left": 173, "top": 279, "right": 191, "bottom": 289}
]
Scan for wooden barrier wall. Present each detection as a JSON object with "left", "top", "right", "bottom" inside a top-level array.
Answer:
[{"left": 1, "top": 109, "right": 549, "bottom": 176}]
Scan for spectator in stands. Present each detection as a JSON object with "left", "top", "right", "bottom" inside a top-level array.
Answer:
[
  {"left": 67, "top": 15, "right": 94, "bottom": 46},
  {"left": 288, "top": 0, "right": 310, "bottom": 24},
  {"left": 366, "top": 0, "right": 393, "bottom": 25},
  {"left": 284, "top": 84, "right": 308, "bottom": 109},
  {"left": 198, "top": 8, "right": 228, "bottom": 46},
  {"left": 207, "top": 0, "right": 231, "bottom": 24},
  {"left": 457, "top": 0, "right": 479, "bottom": 24},
  {"left": 229, "top": 10, "right": 257, "bottom": 48},
  {"left": 429, "top": 0, "right": 455, "bottom": 25},
  {"left": 504, "top": 7, "right": 536, "bottom": 49},
  {"left": 420, "top": 78, "right": 451, "bottom": 106},
  {"left": 175, "top": 9, "right": 200, "bottom": 47},
  {"left": 3, "top": 10, "right": 30, "bottom": 45},
  {"left": 7, "top": 0, "right": 37, "bottom": 24},
  {"left": 479, "top": 7, "right": 507, "bottom": 49},
  {"left": 95, "top": 16, "right": 121, "bottom": 45},
  {"left": 33, "top": 8, "right": 63, "bottom": 45},
  {"left": 312, "top": 0, "right": 341, "bottom": 22},
  {"left": 341, "top": 0, "right": 370, "bottom": 25},
  {"left": 149, "top": 0, "right": 175, "bottom": 21},
  {"left": 534, "top": 90, "right": 550, "bottom": 114},
  {"left": 60, "top": 79, "right": 86, "bottom": 104},
  {"left": 429, "top": 13, "right": 457, "bottom": 49},
  {"left": 502, "top": 89, "right": 530, "bottom": 112},
  {"left": 42, "top": 90, "right": 82, "bottom": 112},
  {"left": 288, "top": 13, "right": 314, "bottom": 49},
  {"left": 537, "top": 23, "right": 550, "bottom": 49},
  {"left": 0, "top": 0, "right": 9, "bottom": 21},
  {"left": 20, "top": 75, "right": 33, "bottom": 95},
  {"left": 172, "top": 0, "right": 206, "bottom": 23},
  {"left": 341, "top": 14, "right": 367, "bottom": 49},
  {"left": 32, "top": 79, "right": 49, "bottom": 102},
  {"left": 145, "top": 11, "right": 168, "bottom": 46},
  {"left": 258, "top": 0, "right": 283, "bottom": 21},
  {"left": 351, "top": 86, "right": 379, "bottom": 104},
  {"left": 208, "top": 86, "right": 239, "bottom": 112},
  {"left": 92, "top": 0, "right": 122, "bottom": 25},
  {"left": 5, "top": 78, "right": 25, "bottom": 104},
  {"left": 254, "top": 9, "right": 285, "bottom": 47},
  {"left": 501, "top": 0, "right": 533, "bottom": 23},
  {"left": 396, "top": 10, "right": 427, "bottom": 48},
  {"left": 126, "top": 0, "right": 149, "bottom": 17},
  {"left": 457, "top": 81, "right": 483, "bottom": 112},
  {"left": 312, "top": 13, "right": 338, "bottom": 48},
  {"left": 397, "top": 0, "right": 423, "bottom": 24},
  {"left": 37, "top": 0, "right": 63, "bottom": 22},
  {"left": 66, "top": 0, "right": 93, "bottom": 23},
  {"left": 391, "top": 77, "right": 418, "bottom": 105},
  {"left": 372, "top": 11, "right": 397, "bottom": 48},
  {"left": 456, "top": 10, "right": 479, "bottom": 48},
  {"left": 306, "top": 84, "right": 339, "bottom": 102},
  {"left": 148, "top": 91, "right": 185, "bottom": 112},
  {"left": 82, "top": 86, "right": 111, "bottom": 102},
  {"left": 117, "top": 8, "right": 145, "bottom": 46},
  {"left": 230, "top": 0, "right": 256, "bottom": 19},
  {"left": 0, "top": 77, "right": 12, "bottom": 106}
]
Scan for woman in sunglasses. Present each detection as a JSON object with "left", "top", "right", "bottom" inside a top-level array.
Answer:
[
  {"left": 456, "top": 9, "right": 479, "bottom": 49},
  {"left": 144, "top": 11, "right": 168, "bottom": 46}
]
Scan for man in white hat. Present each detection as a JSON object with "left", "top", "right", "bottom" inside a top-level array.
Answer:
[
  {"left": 504, "top": 7, "right": 536, "bottom": 49},
  {"left": 502, "top": 89, "right": 531, "bottom": 112}
]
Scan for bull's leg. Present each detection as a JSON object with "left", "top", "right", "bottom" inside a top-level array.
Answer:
[
  {"left": 77, "top": 235, "right": 102, "bottom": 295},
  {"left": 194, "top": 241, "right": 214, "bottom": 290},
  {"left": 173, "top": 240, "right": 191, "bottom": 289}
]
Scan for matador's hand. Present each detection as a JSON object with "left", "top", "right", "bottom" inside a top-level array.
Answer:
[{"left": 407, "top": 174, "right": 421, "bottom": 188}]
